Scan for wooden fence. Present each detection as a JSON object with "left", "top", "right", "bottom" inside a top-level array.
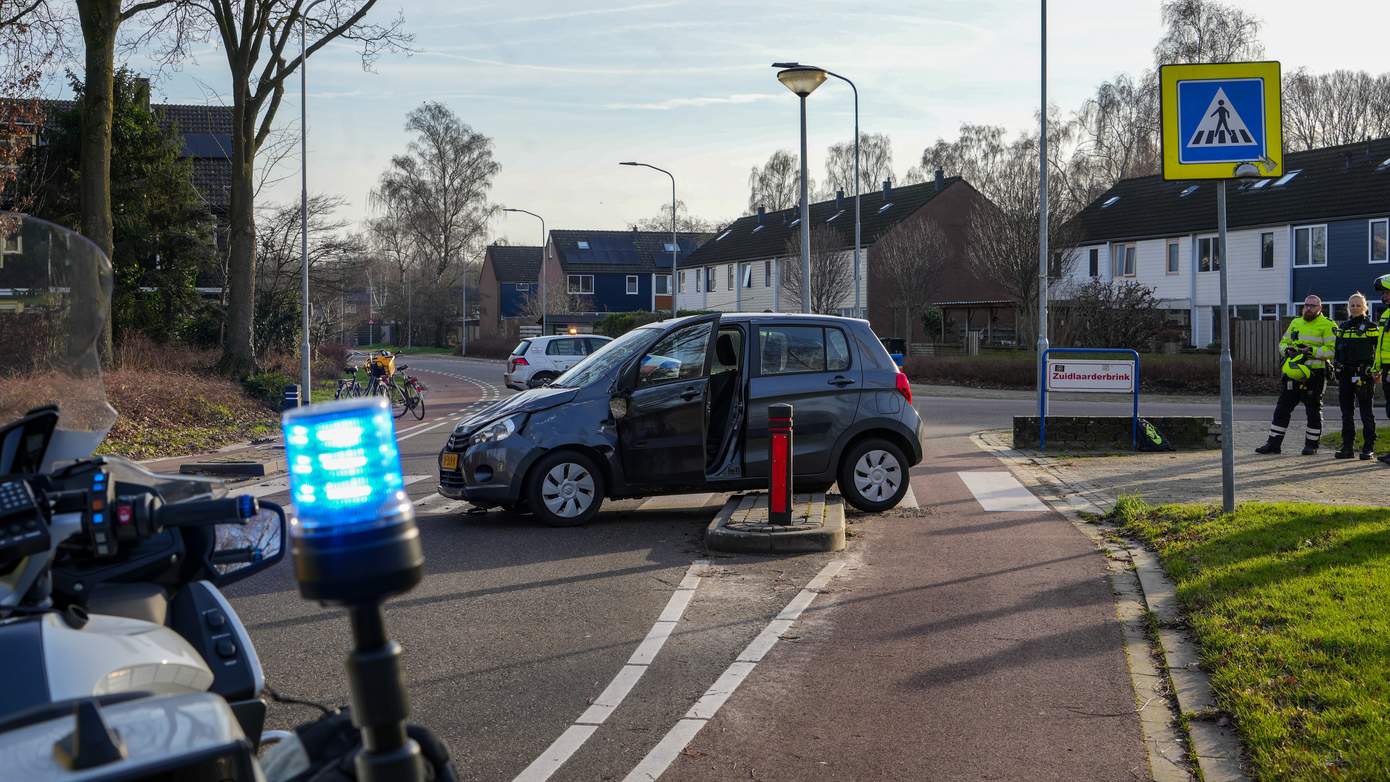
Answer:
[{"left": 1230, "top": 318, "right": 1289, "bottom": 377}]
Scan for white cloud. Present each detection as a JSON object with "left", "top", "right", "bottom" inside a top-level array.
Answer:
[{"left": 604, "top": 93, "right": 780, "bottom": 110}]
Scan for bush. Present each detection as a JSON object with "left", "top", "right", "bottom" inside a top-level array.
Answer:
[
  {"left": 242, "top": 371, "right": 295, "bottom": 405},
  {"left": 904, "top": 351, "right": 1279, "bottom": 395},
  {"left": 466, "top": 336, "right": 514, "bottom": 359}
]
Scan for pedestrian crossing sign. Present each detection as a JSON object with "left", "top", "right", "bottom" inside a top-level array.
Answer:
[{"left": 1160, "top": 61, "right": 1282, "bottom": 180}]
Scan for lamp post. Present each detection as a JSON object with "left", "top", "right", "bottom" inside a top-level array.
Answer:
[
  {"left": 775, "top": 66, "right": 826, "bottom": 314},
  {"left": 774, "top": 62, "right": 858, "bottom": 315},
  {"left": 502, "top": 208, "right": 547, "bottom": 335},
  {"left": 1037, "top": 0, "right": 1051, "bottom": 422},
  {"left": 619, "top": 162, "right": 678, "bottom": 319},
  {"left": 298, "top": 0, "right": 326, "bottom": 405}
]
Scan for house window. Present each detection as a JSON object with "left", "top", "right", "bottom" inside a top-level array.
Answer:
[
  {"left": 1371, "top": 219, "right": 1388, "bottom": 264},
  {"left": 1261, "top": 303, "right": 1280, "bottom": 320},
  {"left": 576, "top": 240, "right": 590, "bottom": 250},
  {"left": 1167, "top": 241, "right": 1179, "bottom": 275},
  {"left": 1, "top": 231, "right": 20, "bottom": 256},
  {"left": 514, "top": 283, "right": 530, "bottom": 292},
  {"left": 655, "top": 274, "right": 671, "bottom": 295},
  {"left": 695, "top": 269, "right": 702, "bottom": 293},
  {"left": 663, "top": 242, "right": 677, "bottom": 253},
  {"left": 705, "top": 267, "right": 715, "bottom": 291},
  {"left": 678, "top": 272, "right": 686, "bottom": 293},
  {"left": 1088, "top": 248, "right": 1099, "bottom": 277},
  {"left": 567, "top": 274, "right": 594, "bottom": 294},
  {"left": 1261, "top": 232, "right": 1275, "bottom": 269},
  {"left": 1294, "top": 225, "right": 1327, "bottom": 267},
  {"left": 764, "top": 260, "right": 773, "bottom": 287},
  {"left": 727, "top": 265, "right": 734, "bottom": 289},
  {"left": 626, "top": 275, "right": 639, "bottom": 295},
  {"left": 1198, "top": 237, "right": 1221, "bottom": 272},
  {"left": 741, "top": 263, "right": 753, "bottom": 288},
  {"left": 1113, "top": 243, "right": 1136, "bottom": 277}
]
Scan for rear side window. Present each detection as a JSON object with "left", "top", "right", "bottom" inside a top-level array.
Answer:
[
  {"left": 759, "top": 326, "right": 852, "bottom": 375},
  {"left": 585, "top": 337, "right": 609, "bottom": 353},
  {"left": 546, "top": 338, "right": 585, "bottom": 356},
  {"left": 512, "top": 340, "right": 531, "bottom": 356}
]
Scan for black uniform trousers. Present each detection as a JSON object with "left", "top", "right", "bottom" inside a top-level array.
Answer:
[
  {"left": 1338, "top": 368, "right": 1376, "bottom": 449},
  {"left": 1269, "top": 368, "right": 1327, "bottom": 444}
]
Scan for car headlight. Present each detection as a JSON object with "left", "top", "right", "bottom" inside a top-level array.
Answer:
[{"left": 470, "top": 414, "right": 525, "bottom": 446}]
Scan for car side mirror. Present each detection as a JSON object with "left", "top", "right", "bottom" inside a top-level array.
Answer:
[
  {"left": 211, "top": 501, "right": 287, "bottom": 587},
  {"left": 609, "top": 397, "right": 629, "bottom": 420}
]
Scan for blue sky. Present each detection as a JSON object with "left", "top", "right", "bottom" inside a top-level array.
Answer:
[{"left": 121, "top": 0, "right": 1389, "bottom": 245}]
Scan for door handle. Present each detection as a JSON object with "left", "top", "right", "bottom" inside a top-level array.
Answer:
[
  {"left": 828, "top": 376, "right": 856, "bottom": 387},
  {"left": 680, "top": 387, "right": 700, "bottom": 401}
]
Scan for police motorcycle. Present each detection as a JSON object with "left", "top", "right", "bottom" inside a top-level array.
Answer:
[{"left": 0, "top": 216, "right": 452, "bottom": 782}]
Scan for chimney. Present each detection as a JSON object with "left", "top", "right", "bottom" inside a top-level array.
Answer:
[
  {"left": 835, "top": 189, "right": 844, "bottom": 210},
  {"left": 882, "top": 179, "right": 891, "bottom": 198},
  {"left": 757, "top": 206, "right": 766, "bottom": 225},
  {"left": 934, "top": 167, "right": 945, "bottom": 192}
]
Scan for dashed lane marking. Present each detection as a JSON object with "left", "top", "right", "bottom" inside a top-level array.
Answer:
[
  {"left": 958, "top": 470, "right": 1049, "bottom": 512},
  {"left": 512, "top": 561, "right": 708, "bottom": 782},
  {"left": 621, "top": 560, "right": 846, "bottom": 782}
]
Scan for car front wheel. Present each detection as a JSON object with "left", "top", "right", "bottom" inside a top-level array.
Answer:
[
  {"left": 526, "top": 450, "right": 604, "bottom": 527},
  {"left": 528, "top": 371, "right": 558, "bottom": 389},
  {"left": 838, "top": 438, "right": 909, "bottom": 513}
]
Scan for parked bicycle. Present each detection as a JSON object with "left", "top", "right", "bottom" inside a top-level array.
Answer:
[
  {"left": 396, "top": 365, "right": 427, "bottom": 420},
  {"left": 335, "top": 365, "right": 366, "bottom": 399}
]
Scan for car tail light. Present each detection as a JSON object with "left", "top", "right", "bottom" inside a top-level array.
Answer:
[
  {"left": 510, "top": 357, "right": 528, "bottom": 371},
  {"left": 895, "top": 370, "right": 912, "bottom": 405}
]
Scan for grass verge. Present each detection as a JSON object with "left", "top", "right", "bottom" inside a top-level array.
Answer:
[
  {"left": 357, "top": 343, "right": 456, "bottom": 355},
  {"left": 1113, "top": 496, "right": 1390, "bottom": 780},
  {"left": 97, "top": 367, "right": 278, "bottom": 460}
]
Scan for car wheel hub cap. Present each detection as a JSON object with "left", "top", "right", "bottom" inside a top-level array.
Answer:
[
  {"left": 853, "top": 450, "right": 901, "bottom": 502},
  {"left": 543, "top": 463, "right": 594, "bottom": 518}
]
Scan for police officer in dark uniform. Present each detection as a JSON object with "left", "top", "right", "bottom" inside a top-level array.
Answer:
[{"left": 1333, "top": 292, "right": 1380, "bottom": 459}]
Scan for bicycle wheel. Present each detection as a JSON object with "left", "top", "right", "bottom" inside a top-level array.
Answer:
[
  {"left": 388, "top": 380, "right": 408, "bottom": 418},
  {"left": 334, "top": 381, "right": 347, "bottom": 400},
  {"left": 408, "top": 384, "right": 425, "bottom": 420}
]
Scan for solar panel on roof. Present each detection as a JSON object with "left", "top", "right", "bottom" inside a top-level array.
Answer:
[{"left": 182, "top": 132, "right": 232, "bottom": 158}]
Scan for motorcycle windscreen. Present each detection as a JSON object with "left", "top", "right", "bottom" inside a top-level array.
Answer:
[{"left": 0, "top": 214, "right": 116, "bottom": 470}]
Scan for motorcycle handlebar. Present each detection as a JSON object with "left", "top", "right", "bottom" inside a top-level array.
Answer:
[{"left": 154, "top": 495, "right": 259, "bottom": 528}]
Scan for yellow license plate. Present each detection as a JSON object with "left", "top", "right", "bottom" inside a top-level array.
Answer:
[{"left": 441, "top": 453, "right": 459, "bottom": 471}]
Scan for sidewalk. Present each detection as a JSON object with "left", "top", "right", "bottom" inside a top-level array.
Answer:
[
  {"left": 666, "top": 430, "right": 1152, "bottom": 781},
  {"left": 1009, "top": 420, "right": 1384, "bottom": 507}
]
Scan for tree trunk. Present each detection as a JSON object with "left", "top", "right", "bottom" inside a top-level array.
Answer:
[
  {"left": 219, "top": 92, "right": 258, "bottom": 375},
  {"left": 76, "top": 0, "right": 120, "bottom": 365}
]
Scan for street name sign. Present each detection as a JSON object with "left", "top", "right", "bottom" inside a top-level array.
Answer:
[
  {"left": 1046, "top": 359, "right": 1136, "bottom": 393},
  {"left": 1160, "top": 61, "right": 1282, "bottom": 180}
]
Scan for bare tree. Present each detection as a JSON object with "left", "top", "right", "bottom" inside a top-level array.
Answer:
[
  {"left": 780, "top": 225, "right": 852, "bottom": 315},
  {"left": 632, "top": 199, "right": 717, "bottom": 233},
  {"left": 825, "top": 132, "right": 894, "bottom": 196},
  {"left": 871, "top": 217, "right": 950, "bottom": 354},
  {"left": 1284, "top": 69, "right": 1390, "bottom": 151},
  {"left": 1, "top": 1, "right": 64, "bottom": 221},
  {"left": 1153, "top": 0, "right": 1263, "bottom": 66},
  {"left": 198, "top": 0, "right": 411, "bottom": 374},
  {"left": 519, "top": 284, "right": 580, "bottom": 323},
  {"left": 372, "top": 101, "right": 499, "bottom": 349},
  {"left": 1054, "top": 279, "right": 1169, "bottom": 351},
  {"left": 1068, "top": 71, "right": 1161, "bottom": 202},
  {"left": 966, "top": 132, "right": 1079, "bottom": 349},
  {"left": 747, "top": 149, "right": 809, "bottom": 213}
]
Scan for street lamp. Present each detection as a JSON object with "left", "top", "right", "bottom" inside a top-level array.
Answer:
[
  {"left": 298, "top": 0, "right": 327, "bottom": 405},
  {"left": 775, "top": 66, "right": 826, "bottom": 314},
  {"left": 619, "top": 162, "right": 678, "bottom": 319},
  {"left": 502, "top": 208, "right": 547, "bottom": 335},
  {"left": 774, "top": 62, "right": 859, "bottom": 315}
]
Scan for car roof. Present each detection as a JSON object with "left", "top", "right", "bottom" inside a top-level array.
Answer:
[
  {"left": 526, "top": 334, "right": 611, "bottom": 342},
  {"left": 644, "top": 313, "right": 871, "bottom": 328}
]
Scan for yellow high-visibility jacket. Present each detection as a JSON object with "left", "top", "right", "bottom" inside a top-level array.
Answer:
[
  {"left": 1280, "top": 314, "right": 1336, "bottom": 369},
  {"left": 1376, "top": 310, "right": 1390, "bottom": 373}
]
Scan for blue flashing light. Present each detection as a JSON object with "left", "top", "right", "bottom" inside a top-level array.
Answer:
[
  {"left": 93, "top": 512, "right": 104, "bottom": 525},
  {"left": 281, "top": 397, "right": 413, "bottom": 537}
]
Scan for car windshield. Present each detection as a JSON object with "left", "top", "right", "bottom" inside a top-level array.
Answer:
[{"left": 549, "top": 327, "right": 661, "bottom": 389}]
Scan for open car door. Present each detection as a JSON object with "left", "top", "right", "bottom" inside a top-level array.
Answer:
[{"left": 617, "top": 315, "right": 720, "bottom": 490}]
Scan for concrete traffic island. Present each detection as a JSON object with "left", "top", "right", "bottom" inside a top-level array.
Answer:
[{"left": 705, "top": 492, "right": 845, "bottom": 554}]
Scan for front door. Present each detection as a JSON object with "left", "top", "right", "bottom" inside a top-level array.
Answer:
[
  {"left": 619, "top": 318, "right": 717, "bottom": 489},
  {"left": 745, "top": 323, "right": 863, "bottom": 479}
]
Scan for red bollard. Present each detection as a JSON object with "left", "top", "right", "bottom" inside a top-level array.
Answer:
[{"left": 768, "top": 403, "right": 794, "bottom": 525}]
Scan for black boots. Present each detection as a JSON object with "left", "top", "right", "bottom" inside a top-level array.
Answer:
[
  {"left": 1335, "top": 445, "right": 1355, "bottom": 459},
  {"left": 1301, "top": 440, "right": 1320, "bottom": 456},
  {"left": 1255, "top": 438, "right": 1282, "bottom": 454},
  {"left": 1360, "top": 447, "right": 1376, "bottom": 461}
]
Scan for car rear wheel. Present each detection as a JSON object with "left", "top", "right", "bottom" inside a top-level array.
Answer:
[
  {"left": 838, "top": 438, "right": 909, "bottom": 513},
  {"left": 526, "top": 450, "right": 604, "bottom": 527},
  {"left": 528, "top": 371, "right": 558, "bottom": 389}
]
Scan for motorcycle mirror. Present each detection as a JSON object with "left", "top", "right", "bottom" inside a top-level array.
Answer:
[{"left": 211, "top": 502, "right": 287, "bottom": 587}]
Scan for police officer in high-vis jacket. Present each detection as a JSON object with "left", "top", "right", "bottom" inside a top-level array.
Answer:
[
  {"left": 1256, "top": 294, "right": 1337, "bottom": 455},
  {"left": 1373, "top": 274, "right": 1390, "bottom": 464},
  {"left": 1333, "top": 292, "right": 1381, "bottom": 459}
]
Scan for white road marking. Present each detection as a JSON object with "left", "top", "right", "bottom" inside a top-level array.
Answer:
[
  {"left": 958, "top": 471, "right": 1049, "bottom": 512},
  {"left": 512, "top": 560, "right": 708, "bottom": 782},
  {"left": 637, "top": 493, "right": 716, "bottom": 512},
  {"left": 621, "top": 560, "right": 846, "bottom": 782}
]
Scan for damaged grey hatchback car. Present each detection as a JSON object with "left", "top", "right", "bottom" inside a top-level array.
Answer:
[{"left": 437, "top": 313, "right": 923, "bottom": 526}]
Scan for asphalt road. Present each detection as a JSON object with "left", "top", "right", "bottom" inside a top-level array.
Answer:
[{"left": 225, "top": 358, "right": 1262, "bottom": 780}]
